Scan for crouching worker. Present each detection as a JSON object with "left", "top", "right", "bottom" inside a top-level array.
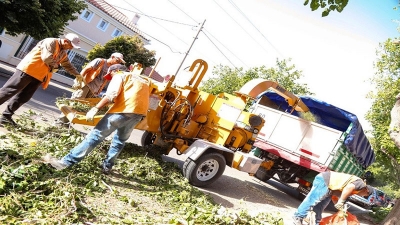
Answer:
[
  {"left": 292, "top": 171, "right": 373, "bottom": 225},
  {"left": 43, "top": 64, "right": 150, "bottom": 174}
]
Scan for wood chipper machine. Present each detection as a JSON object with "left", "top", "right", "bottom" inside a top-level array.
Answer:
[{"left": 57, "top": 59, "right": 309, "bottom": 187}]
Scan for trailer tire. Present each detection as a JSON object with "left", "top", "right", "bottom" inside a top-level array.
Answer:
[
  {"left": 182, "top": 152, "right": 226, "bottom": 187},
  {"left": 141, "top": 131, "right": 155, "bottom": 146}
]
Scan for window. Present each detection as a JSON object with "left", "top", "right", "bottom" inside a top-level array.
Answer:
[
  {"left": 15, "top": 36, "right": 39, "bottom": 59},
  {"left": 81, "top": 9, "right": 94, "bottom": 22},
  {"left": 57, "top": 51, "right": 87, "bottom": 79},
  {"left": 112, "top": 28, "right": 122, "bottom": 37},
  {"left": 97, "top": 19, "right": 109, "bottom": 31}
]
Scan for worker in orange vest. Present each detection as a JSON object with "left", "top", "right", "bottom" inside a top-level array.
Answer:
[
  {"left": 293, "top": 171, "right": 373, "bottom": 225},
  {"left": 43, "top": 64, "right": 150, "bottom": 175},
  {"left": 55, "top": 52, "right": 125, "bottom": 126},
  {"left": 0, "top": 33, "right": 83, "bottom": 127}
]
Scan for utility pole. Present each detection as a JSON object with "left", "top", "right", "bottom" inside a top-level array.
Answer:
[{"left": 174, "top": 19, "right": 206, "bottom": 77}]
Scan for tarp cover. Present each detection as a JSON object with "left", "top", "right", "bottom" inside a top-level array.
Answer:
[{"left": 257, "top": 92, "right": 375, "bottom": 168}]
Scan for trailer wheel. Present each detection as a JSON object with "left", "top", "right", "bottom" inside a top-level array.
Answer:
[
  {"left": 182, "top": 152, "right": 226, "bottom": 187},
  {"left": 141, "top": 131, "right": 155, "bottom": 146}
]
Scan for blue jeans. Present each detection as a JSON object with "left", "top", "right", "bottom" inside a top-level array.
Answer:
[
  {"left": 294, "top": 174, "right": 331, "bottom": 224},
  {"left": 62, "top": 113, "right": 143, "bottom": 169}
]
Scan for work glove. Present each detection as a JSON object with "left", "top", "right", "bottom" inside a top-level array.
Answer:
[
  {"left": 334, "top": 199, "right": 345, "bottom": 211},
  {"left": 75, "top": 74, "right": 84, "bottom": 84},
  {"left": 71, "top": 78, "right": 83, "bottom": 90},
  {"left": 50, "top": 65, "right": 59, "bottom": 73},
  {"left": 86, "top": 107, "right": 99, "bottom": 122}
]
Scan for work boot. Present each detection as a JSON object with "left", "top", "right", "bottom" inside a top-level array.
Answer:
[
  {"left": 53, "top": 118, "right": 70, "bottom": 128},
  {"left": 42, "top": 154, "right": 68, "bottom": 170},
  {"left": 292, "top": 216, "right": 303, "bottom": 225},
  {"left": 99, "top": 163, "right": 112, "bottom": 175},
  {"left": 0, "top": 115, "right": 18, "bottom": 127}
]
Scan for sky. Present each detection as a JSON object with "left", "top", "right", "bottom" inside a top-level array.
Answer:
[{"left": 104, "top": 0, "right": 399, "bottom": 130}]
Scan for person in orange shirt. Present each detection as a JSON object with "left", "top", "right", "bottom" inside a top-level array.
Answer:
[
  {"left": 292, "top": 171, "right": 373, "bottom": 225},
  {"left": 0, "top": 33, "right": 82, "bottom": 127},
  {"left": 55, "top": 52, "right": 125, "bottom": 126},
  {"left": 43, "top": 64, "right": 150, "bottom": 174}
]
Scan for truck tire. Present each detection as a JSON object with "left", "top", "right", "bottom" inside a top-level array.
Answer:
[
  {"left": 141, "top": 131, "right": 155, "bottom": 146},
  {"left": 255, "top": 167, "right": 275, "bottom": 182},
  {"left": 182, "top": 152, "right": 226, "bottom": 187}
]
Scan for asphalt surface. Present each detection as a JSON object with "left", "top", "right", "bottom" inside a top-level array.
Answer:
[{"left": 0, "top": 68, "right": 374, "bottom": 224}]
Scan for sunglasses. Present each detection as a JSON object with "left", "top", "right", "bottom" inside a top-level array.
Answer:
[{"left": 115, "top": 58, "right": 121, "bottom": 63}]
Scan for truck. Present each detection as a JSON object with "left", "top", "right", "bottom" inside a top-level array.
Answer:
[
  {"left": 57, "top": 59, "right": 375, "bottom": 190},
  {"left": 249, "top": 90, "right": 375, "bottom": 198}
]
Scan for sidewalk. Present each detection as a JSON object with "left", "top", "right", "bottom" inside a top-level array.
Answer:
[
  {"left": 0, "top": 61, "right": 72, "bottom": 137},
  {"left": 0, "top": 60, "right": 16, "bottom": 77},
  {"left": 0, "top": 60, "right": 74, "bottom": 87}
]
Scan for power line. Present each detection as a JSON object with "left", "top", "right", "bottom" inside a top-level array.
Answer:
[
  {"left": 167, "top": 0, "right": 197, "bottom": 23},
  {"left": 168, "top": 0, "right": 247, "bottom": 69},
  {"left": 212, "top": 0, "right": 271, "bottom": 57},
  {"left": 166, "top": 0, "right": 221, "bottom": 66},
  {"left": 203, "top": 30, "right": 249, "bottom": 68},
  {"left": 110, "top": 4, "right": 195, "bottom": 27},
  {"left": 121, "top": 0, "right": 192, "bottom": 54},
  {"left": 228, "top": 0, "right": 283, "bottom": 57},
  {"left": 202, "top": 31, "right": 245, "bottom": 76}
]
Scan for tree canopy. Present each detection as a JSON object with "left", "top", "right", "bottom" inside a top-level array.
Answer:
[
  {"left": 86, "top": 35, "right": 157, "bottom": 69},
  {"left": 366, "top": 39, "right": 400, "bottom": 191},
  {"left": 365, "top": 39, "right": 400, "bottom": 224},
  {"left": 200, "top": 58, "right": 314, "bottom": 96},
  {"left": 303, "top": 0, "right": 349, "bottom": 17},
  {"left": 0, "top": 0, "right": 86, "bottom": 40}
]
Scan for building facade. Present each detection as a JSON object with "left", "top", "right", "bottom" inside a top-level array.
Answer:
[{"left": 0, "top": 0, "right": 149, "bottom": 76}]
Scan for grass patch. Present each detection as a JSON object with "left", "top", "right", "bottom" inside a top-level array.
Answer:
[{"left": 0, "top": 110, "right": 284, "bottom": 224}]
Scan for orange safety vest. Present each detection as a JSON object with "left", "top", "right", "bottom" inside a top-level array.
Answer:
[
  {"left": 17, "top": 39, "right": 67, "bottom": 89},
  {"left": 83, "top": 59, "right": 105, "bottom": 84},
  {"left": 328, "top": 172, "right": 362, "bottom": 191},
  {"left": 107, "top": 73, "right": 150, "bottom": 115},
  {"left": 82, "top": 59, "right": 108, "bottom": 95}
]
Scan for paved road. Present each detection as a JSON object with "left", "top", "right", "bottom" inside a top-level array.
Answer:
[{"left": 0, "top": 74, "right": 373, "bottom": 224}]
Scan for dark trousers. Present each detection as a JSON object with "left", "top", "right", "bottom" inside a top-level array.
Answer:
[{"left": 0, "top": 69, "right": 42, "bottom": 117}]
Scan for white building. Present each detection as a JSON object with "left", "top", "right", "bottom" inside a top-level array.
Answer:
[{"left": 0, "top": 0, "right": 149, "bottom": 73}]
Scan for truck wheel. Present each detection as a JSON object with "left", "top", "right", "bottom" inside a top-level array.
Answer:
[
  {"left": 182, "top": 152, "right": 226, "bottom": 187},
  {"left": 141, "top": 131, "right": 155, "bottom": 146},
  {"left": 255, "top": 167, "right": 275, "bottom": 182}
]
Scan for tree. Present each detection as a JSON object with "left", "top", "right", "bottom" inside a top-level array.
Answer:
[
  {"left": 366, "top": 39, "right": 400, "bottom": 225},
  {"left": 303, "top": 0, "right": 349, "bottom": 17},
  {"left": 86, "top": 35, "right": 157, "bottom": 69},
  {"left": 0, "top": 0, "right": 86, "bottom": 40},
  {"left": 200, "top": 58, "right": 314, "bottom": 96}
]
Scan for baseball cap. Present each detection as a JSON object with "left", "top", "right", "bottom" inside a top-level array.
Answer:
[
  {"left": 65, "top": 33, "right": 81, "bottom": 49},
  {"left": 111, "top": 52, "right": 126, "bottom": 64},
  {"left": 104, "top": 64, "right": 127, "bottom": 80}
]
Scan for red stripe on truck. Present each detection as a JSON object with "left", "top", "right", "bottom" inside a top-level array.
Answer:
[{"left": 300, "top": 148, "right": 320, "bottom": 158}]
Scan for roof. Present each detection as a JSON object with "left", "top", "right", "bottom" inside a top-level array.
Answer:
[
  {"left": 86, "top": 0, "right": 149, "bottom": 42},
  {"left": 143, "top": 67, "right": 164, "bottom": 82}
]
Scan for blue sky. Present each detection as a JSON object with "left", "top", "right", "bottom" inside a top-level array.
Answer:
[{"left": 105, "top": 0, "right": 399, "bottom": 129}]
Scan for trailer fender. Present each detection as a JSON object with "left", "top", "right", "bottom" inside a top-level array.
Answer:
[{"left": 185, "top": 139, "right": 234, "bottom": 161}]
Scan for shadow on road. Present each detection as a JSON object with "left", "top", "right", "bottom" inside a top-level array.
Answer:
[{"left": 162, "top": 153, "right": 302, "bottom": 209}]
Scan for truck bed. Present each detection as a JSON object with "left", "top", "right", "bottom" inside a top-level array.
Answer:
[{"left": 251, "top": 92, "right": 375, "bottom": 169}]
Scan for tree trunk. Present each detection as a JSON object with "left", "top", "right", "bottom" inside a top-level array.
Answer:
[{"left": 381, "top": 201, "right": 400, "bottom": 225}]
